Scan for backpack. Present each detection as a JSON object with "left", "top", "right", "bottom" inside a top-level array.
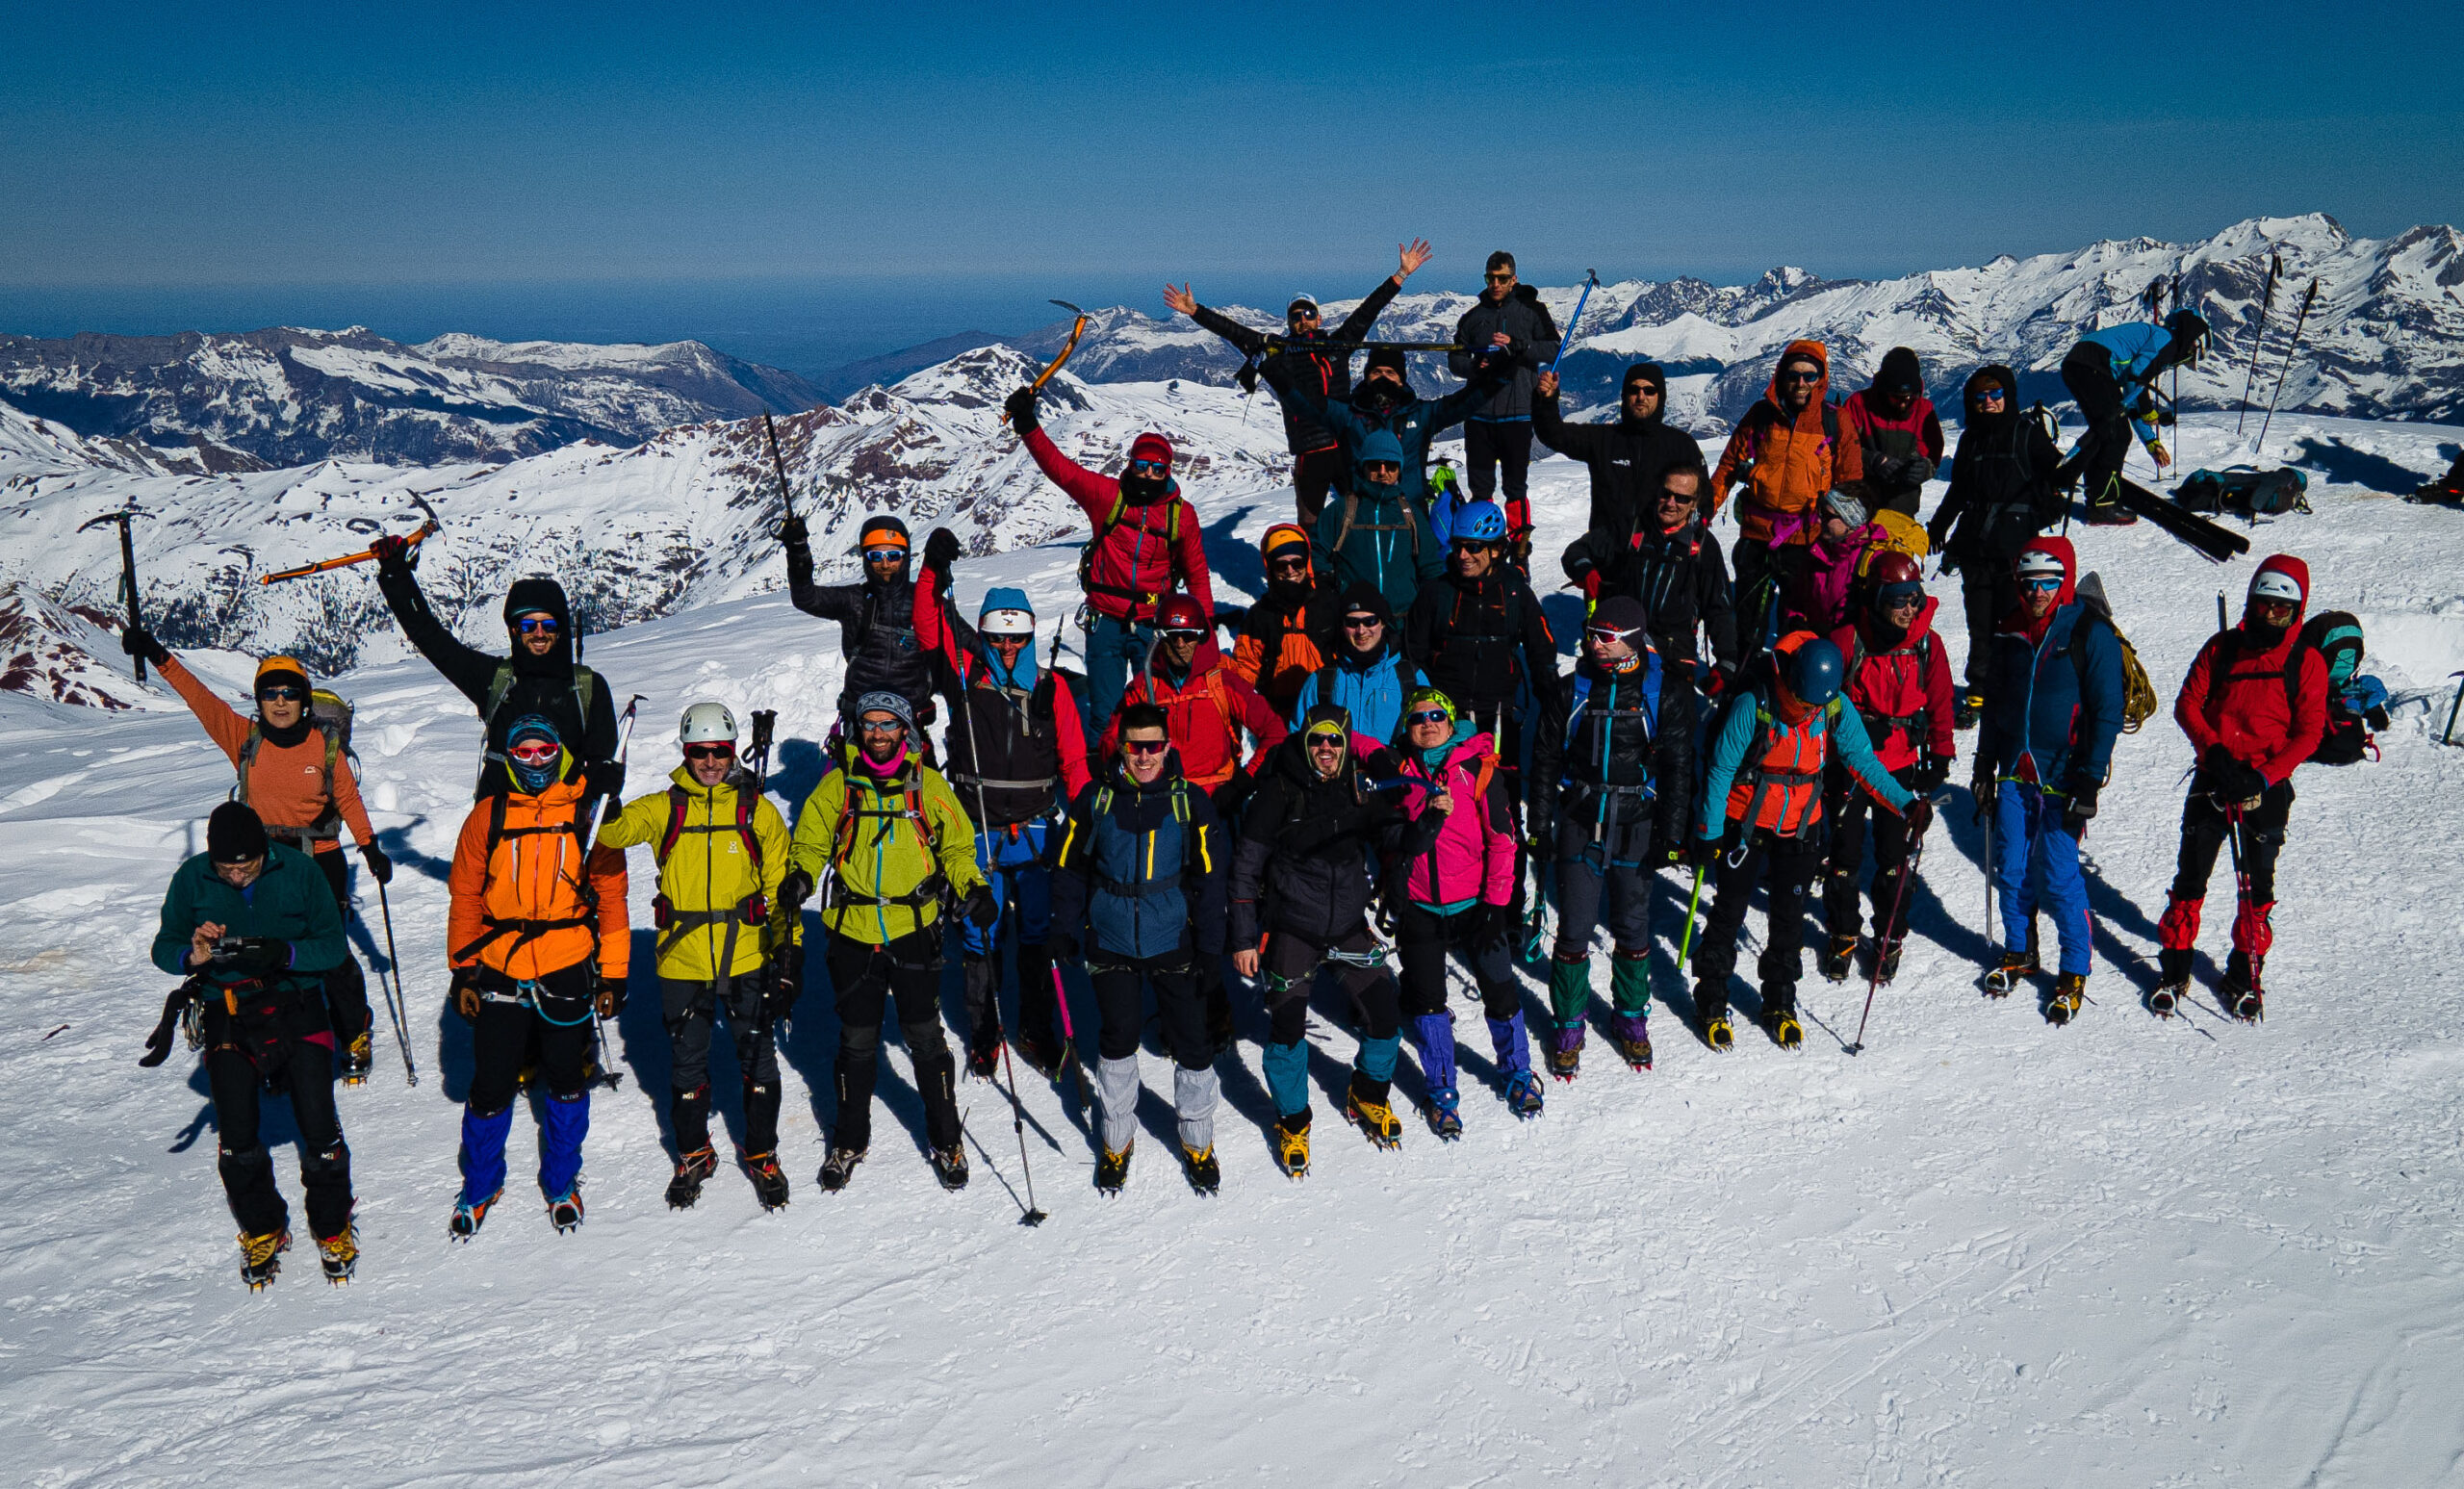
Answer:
[
  {"left": 2177, "top": 467, "right": 2310, "bottom": 517},
  {"left": 235, "top": 687, "right": 357, "bottom": 840},
  {"left": 1842, "top": 628, "right": 1940, "bottom": 754},
  {"left": 652, "top": 777, "right": 767, "bottom": 956},
  {"left": 1077, "top": 490, "right": 1185, "bottom": 614},
  {"left": 1328, "top": 487, "right": 1427, "bottom": 564},
  {"left": 1312, "top": 652, "right": 1416, "bottom": 720},
  {"left": 1855, "top": 508, "right": 1931, "bottom": 578},
  {"left": 2069, "top": 573, "right": 2160, "bottom": 734},
  {"left": 483, "top": 662, "right": 601, "bottom": 751},
  {"left": 825, "top": 763, "right": 946, "bottom": 911}
]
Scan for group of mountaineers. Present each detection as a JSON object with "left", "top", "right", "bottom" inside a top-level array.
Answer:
[{"left": 119, "top": 243, "right": 2380, "bottom": 1289}]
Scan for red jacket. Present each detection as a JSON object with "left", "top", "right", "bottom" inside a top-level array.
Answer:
[
  {"left": 1022, "top": 427, "right": 1215, "bottom": 624},
  {"left": 2174, "top": 554, "right": 2327, "bottom": 785},
  {"left": 1830, "top": 597, "right": 1956, "bottom": 774},
  {"left": 1101, "top": 642, "right": 1287, "bottom": 790},
  {"left": 1841, "top": 389, "right": 1945, "bottom": 463}
]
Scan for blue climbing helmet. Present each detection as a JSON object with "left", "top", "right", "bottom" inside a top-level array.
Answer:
[
  {"left": 1781, "top": 637, "right": 1844, "bottom": 709},
  {"left": 1450, "top": 500, "right": 1508, "bottom": 545}
]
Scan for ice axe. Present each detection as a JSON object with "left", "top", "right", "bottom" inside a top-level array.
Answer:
[
  {"left": 79, "top": 507, "right": 151, "bottom": 681},
  {"left": 259, "top": 519, "right": 438, "bottom": 584},
  {"left": 2441, "top": 671, "right": 2464, "bottom": 746},
  {"left": 1543, "top": 270, "right": 1602, "bottom": 373},
  {"left": 760, "top": 412, "right": 799, "bottom": 525},
  {"left": 1003, "top": 300, "right": 1090, "bottom": 426}
]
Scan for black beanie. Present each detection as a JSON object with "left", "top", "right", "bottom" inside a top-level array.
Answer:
[
  {"left": 1590, "top": 594, "right": 1649, "bottom": 637},
  {"left": 1622, "top": 363, "right": 1667, "bottom": 396},
  {"left": 1365, "top": 347, "right": 1406, "bottom": 377},
  {"left": 208, "top": 802, "right": 270, "bottom": 862}
]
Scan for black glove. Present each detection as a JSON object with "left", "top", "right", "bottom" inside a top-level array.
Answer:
[
  {"left": 1046, "top": 930, "right": 1079, "bottom": 963},
  {"left": 139, "top": 983, "right": 199, "bottom": 1067},
  {"left": 583, "top": 757, "right": 626, "bottom": 803},
  {"left": 923, "top": 526, "right": 962, "bottom": 573},
  {"left": 762, "top": 942, "right": 802, "bottom": 1021},
  {"left": 1903, "top": 456, "right": 1936, "bottom": 486},
  {"left": 361, "top": 842, "right": 393, "bottom": 886},
  {"left": 451, "top": 966, "right": 482, "bottom": 1020},
  {"left": 776, "top": 513, "right": 808, "bottom": 548},
  {"left": 2210, "top": 757, "right": 2267, "bottom": 806},
  {"left": 1915, "top": 756, "right": 1950, "bottom": 793},
  {"left": 120, "top": 624, "right": 170, "bottom": 667},
  {"left": 1212, "top": 605, "right": 1247, "bottom": 631},
  {"left": 1971, "top": 759, "right": 1996, "bottom": 804},
  {"left": 1926, "top": 512, "right": 1953, "bottom": 550},
  {"left": 962, "top": 882, "right": 1000, "bottom": 930},
  {"left": 1868, "top": 454, "right": 1907, "bottom": 488},
  {"left": 216, "top": 937, "right": 290, "bottom": 974},
  {"left": 1683, "top": 834, "right": 1722, "bottom": 870},
  {"left": 1902, "top": 796, "right": 1936, "bottom": 838},
  {"left": 778, "top": 870, "right": 815, "bottom": 913},
  {"left": 593, "top": 971, "right": 626, "bottom": 1019},
  {"left": 2061, "top": 779, "right": 2099, "bottom": 837},
  {"left": 1468, "top": 903, "right": 1510, "bottom": 949},
  {"left": 1004, "top": 386, "right": 1040, "bottom": 432}
]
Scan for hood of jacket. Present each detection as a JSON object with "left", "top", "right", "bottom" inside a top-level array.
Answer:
[
  {"left": 2244, "top": 553, "right": 2312, "bottom": 633},
  {"left": 502, "top": 577, "right": 578, "bottom": 675},
  {"left": 1963, "top": 363, "right": 2021, "bottom": 433},
  {"left": 1762, "top": 339, "right": 1833, "bottom": 429}
]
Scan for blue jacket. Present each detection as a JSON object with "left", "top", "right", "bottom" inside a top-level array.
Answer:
[
  {"left": 1313, "top": 482, "right": 1444, "bottom": 618},
  {"left": 2079, "top": 322, "right": 2174, "bottom": 396},
  {"left": 1697, "top": 683, "right": 1911, "bottom": 842},
  {"left": 1975, "top": 599, "right": 2126, "bottom": 792},
  {"left": 1048, "top": 757, "right": 1225, "bottom": 963},
  {"left": 1292, "top": 646, "right": 1424, "bottom": 743}
]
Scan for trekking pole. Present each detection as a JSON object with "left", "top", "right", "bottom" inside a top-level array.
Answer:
[
  {"left": 1046, "top": 961, "right": 1093, "bottom": 1107},
  {"left": 2252, "top": 279, "right": 2319, "bottom": 456},
  {"left": 578, "top": 695, "right": 646, "bottom": 1090},
  {"left": 997, "top": 1039, "right": 1046, "bottom": 1226},
  {"left": 1847, "top": 828, "right": 1927, "bottom": 1054},
  {"left": 745, "top": 707, "right": 785, "bottom": 1036},
  {"left": 373, "top": 879, "right": 418, "bottom": 1086},
  {"left": 1542, "top": 270, "right": 1601, "bottom": 374},
  {"left": 2235, "top": 252, "right": 2280, "bottom": 436},
  {"left": 1675, "top": 860, "right": 1707, "bottom": 973}
]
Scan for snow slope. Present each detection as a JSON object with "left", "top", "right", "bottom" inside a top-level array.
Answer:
[{"left": 1, "top": 409, "right": 2461, "bottom": 1485}]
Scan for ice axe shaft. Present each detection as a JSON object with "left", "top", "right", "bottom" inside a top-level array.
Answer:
[
  {"left": 760, "top": 412, "right": 798, "bottom": 523},
  {"left": 80, "top": 508, "right": 149, "bottom": 681},
  {"left": 258, "top": 519, "right": 439, "bottom": 584},
  {"left": 374, "top": 879, "right": 418, "bottom": 1086},
  {"left": 578, "top": 695, "right": 648, "bottom": 1091},
  {"left": 1543, "top": 270, "right": 1601, "bottom": 373}
]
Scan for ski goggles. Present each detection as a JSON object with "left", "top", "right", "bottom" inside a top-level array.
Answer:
[
  {"left": 683, "top": 743, "right": 735, "bottom": 761},
  {"left": 1120, "top": 737, "right": 1169, "bottom": 757},
  {"left": 514, "top": 616, "right": 560, "bottom": 635},
  {"left": 507, "top": 740, "right": 561, "bottom": 765},
  {"left": 1585, "top": 625, "right": 1640, "bottom": 644},
  {"left": 256, "top": 685, "right": 307, "bottom": 703},
  {"left": 1406, "top": 707, "right": 1451, "bottom": 728},
  {"left": 1125, "top": 458, "right": 1169, "bottom": 477},
  {"left": 1159, "top": 627, "right": 1206, "bottom": 643},
  {"left": 2021, "top": 576, "right": 2063, "bottom": 593}
]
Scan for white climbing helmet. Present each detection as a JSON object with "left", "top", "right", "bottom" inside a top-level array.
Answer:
[{"left": 680, "top": 700, "right": 737, "bottom": 747}]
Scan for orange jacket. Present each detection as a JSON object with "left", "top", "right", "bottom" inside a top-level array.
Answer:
[
  {"left": 1711, "top": 340, "right": 1863, "bottom": 546},
  {"left": 159, "top": 655, "right": 375, "bottom": 853},
  {"left": 1230, "top": 526, "right": 1335, "bottom": 716},
  {"left": 448, "top": 778, "right": 629, "bottom": 981}
]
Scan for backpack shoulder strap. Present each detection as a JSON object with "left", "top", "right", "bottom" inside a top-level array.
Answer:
[
  {"left": 484, "top": 661, "right": 516, "bottom": 725},
  {"left": 656, "top": 785, "right": 690, "bottom": 864},
  {"left": 1332, "top": 491, "right": 1361, "bottom": 552},
  {"left": 487, "top": 791, "right": 510, "bottom": 855},
  {"left": 574, "top": 665, "right": 599, "bottom": 722}
]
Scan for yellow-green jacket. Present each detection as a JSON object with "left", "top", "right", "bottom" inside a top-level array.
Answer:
[
  {"left": 788, "top": 754, "right": 984, "bottom": 944},
  {"left": 600, "top": 765, "right": 792, "bottom": 980}
]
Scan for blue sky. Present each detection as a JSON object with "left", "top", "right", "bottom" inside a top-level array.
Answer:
[{"left": 3, "top": 1, "right": 2457, "bottom": 366}]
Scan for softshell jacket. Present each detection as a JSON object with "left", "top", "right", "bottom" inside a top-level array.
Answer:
[
  {"left": 448, "top": 776, "right": 630, "bottom": 983},
  {"left": 1314, "top": 477, "right": 1444, "bottom": 618},
  {"left": 2077, "top": 322, "right": 2178, "bottom": 396},
  {"left": 598, "top": 766, "right": 791, "bottom": 982},
  {"left": 1934, "top": 366, "right": 2062, "bottom": 566},
  {"left": 1263, "top": 359, "right": 1501, "bottom": 510},
  {"left": 377, "top": 568, "right": 618, "bottom": 790},
  {"left": 783, "top": 545, "right": 935, "bottom": 716},
  {"left": 1783, "top": 521, "right": 1883, "bottom": 635},
  {"left": 1392, "top": 727, "right": 1515, "bottom": 911},
  {"left": 785, "top": 749, "right": 985, "bottom": 945},
  {"left": 2173, "top": 554, "right": 2327, "bottom": 785},
  {"left": 1829, "top": 599, "right": 1957, "bottom": 774},
  {"left": 1231, "top": 561, "right": 1336, "bottom": 717},
  {"left": 913, "top": 579, "right": 1092, "bottom": 826},
  {"left": 1842, "top": 381, "right": 1944, "bottom": 492},
  {"left": 157, "top": 654, "right": 375, "bottom": 856},
  {"left": 1190, "top": 275, "right": 1401, "bottom": 456},
  {"left": 1102, "top": 643, "right": 1288, "bottom": 791},
  {"left": 1229, "top": 733, "right": 1406, "bottom": 949},
  {"left": 1448, "top": 285, "right": 1561, "bottom": 422},
  {"left": 1403, "top": 567, "right": 1561, "bottom": 716},
  {"left": 1710, "top": 340, "right": 1865, "bottom": 546},
  {"left": 1021, "top": 428, "right": 1214, "bottom": 624},
  {"left": 1698, "top": 673, "right": 1912, "bottom": 840},
  {"left": 1048, "top": 755, "right": 1227, "bottom": 963},
  {"left": 1531, "top": 653, "right": 1663, "bottom": 832},
  {"left": 1562, "top": 512, "right": 1738, "bottom": 676},
  {"left": 1292, "top": 645, "right": 1424, "bottom": 743},
  {"left": 152, "top": 844, "right": 347, "bottom": 998},
  {"left": 1974, "top": 536, "right": 2126, "bottom": 791},
  {"left": 1532, "top": 387, "right": 1710, "bottom": 554}
]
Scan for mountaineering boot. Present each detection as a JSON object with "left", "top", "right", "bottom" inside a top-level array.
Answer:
[
  {"left": 1607, "top": 952, "right": 1653, "bottom": 1069},
  {"left": 2150, "top": 946, "right": 2194, "bottom": 1016},
  {"left": 2045, "top": 973, "right": 2086, "bottom": 1026},
  {"left": 962, "top": 956, "right": 1004, "bottom": 1080},
  {"left": 928, "top": 1142, "right": 969, "bottom": 1192},
  {"left": 1760, "top": 987, "right": 1804, "bottom": 1050},
  {"left": 1408, "top": 1011, "right": 1461, "bottom": 1138},
  {"left": 1955, "top": 691, "right": 1983, "bottom": 731},
  {"left": 1346, "top": 1070, "right": 1403, "bottom": 1149},
  {"left": 1874, "top": 938, "right": 1904, "bottom": 987},
  {"left": 1504, "top": 1069, "right": 1546, "bottom": 1117},
  {"left": 317, "top": 1222, "right": 358, "bottom": 1285},
  {"left": 1424, "top": 1087, "right": 1464, "bottom": 1140},
  {"left": 1608, "top": 1011, "right": 1654, "bottom": 1071},
  {"left": 239, "top": 1227, "right": 291, "bottom": 1291},
  {"left": 1275, "top": 1112, "right": 1312, "bottom": 1179},
  {"left": 2223, "top": 952, "right": 2266, "bottom": 1022},
  {"left": 546, "top": 1183, "right": 586, "bottom": 1234},
  {"left": 1547, "top": 1023, "right": 1583, "bottom": 1080},
  {"left": 1014, "top": 1029, "right": 1064, "bottom": 1083},
  {"left": 1818, "top": 932, "right": 1859, "bottom": 983},
  {"left": 1546, "top": 957, "right": 1589, "bottom": 1081},
  {"left": 817, "top": 1146, "right": 867, "bottom": 1193},
  {"left": 666, "top": 1145, "right": 718, "bottom": 1209},
  {"left": 2084, "top": 503, "right": 2139, "bottom": 526},
  {"left": 1181, "top": 1144, "right": 1220, "bottom": 1195},
  {"left": 1095, "top": 1144, "right": 1131, "bottom": 1194},
  {"left": 449, "top": 1188, "right": 500, "bottom": 1241},
  {"left": 341, "top": 1031, "right": 373, "bottom": 1086},
  {"left": 2404, "top": 451, "right": 2464, "bottom": 503},
  {"left": 1697, "top": 981, "right": 1733, "bottom": 1052},
  {"left": 1984, "top": 950, "right": 2040, "bottom": 997},
  {"left": 742, "top": 1150, "right": 790, "bottom": 1211}
]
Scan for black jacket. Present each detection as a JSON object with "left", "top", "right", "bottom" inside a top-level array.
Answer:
[
  {"left": 1529, "top": 654, "right": 1661, "bottom": 837},
  {"left": 376, "top": 564, "right": 619, "bottom": 794},
  {"left": 1931, "top": 365, "right": 2063, "bottom": 567},
  {"left": 1404, "top": 567, "right": 1561, "bottom": 718},
  {"left": 1192, "top": 275, "right": 1401, "bottom": 457},
  {"left": 936, "top": 610, "right": 1089, "bottom": 832},
  {"left": 1229, "top": 734, "right": 1410, "bottom": 948},
  {"left": 784, "top": 544, "right": 935, "bottom": 718},
  {"left": 1449, "top": 285, "right": 1560, "bottom": 421},
  {"left": 1532, "top": 389, "right": 1707, "bottom": 553},
  {"left": 1562, "top": 512, "right": 1739, "bottom": 677}
]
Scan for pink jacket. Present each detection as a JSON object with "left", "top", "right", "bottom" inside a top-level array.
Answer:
[
  {"left": 1784, "top": 521, "right": 1881, "bottom": 635},
  {"left": 1394, "top": 732, "right": 1516, "bottom": 909}
]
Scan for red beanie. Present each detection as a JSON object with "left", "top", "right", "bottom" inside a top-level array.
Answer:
[{"left": 1129, "top": 432, "right": 1174, "bottom": 468}]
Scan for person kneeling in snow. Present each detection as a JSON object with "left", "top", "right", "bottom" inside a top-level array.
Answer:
[{"left": 445, "top": 715, "right": 629, "bottom": 1240}]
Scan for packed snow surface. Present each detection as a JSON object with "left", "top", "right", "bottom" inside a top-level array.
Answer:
[{"left": 1, "top": 410, "right": 2461, "bottom": 1486}]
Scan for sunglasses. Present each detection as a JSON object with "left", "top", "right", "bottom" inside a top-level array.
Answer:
[
  {"left": 1290, "top": 310, "right": 1320, "bottom": 321},
  {"left": 1453, "top": 540, "right": 1500, "bottom": 555},
  {"left": 508, "top": 742, "right": 560, "bottom": 764},
  {"left": 1343, "top": 617, "right": 1383, "bottom": 630},
  {"left": 1121, "top": 737, "right": 1168, "bottom": 756},
  {"left": 257, "top": 685, "right": 306, "bottom": 703},
  {"left": 1126, "top": 458, "right": 1169, "bottom": 477},
  {"left": 1406, "top": 708, "right": 1451, "bottom": 727},
  {"left": 1484, "top": 271, "right": 1515, "bottom": 282},
  {"left": 515, "top": 617, "right": 560, "bottom": 634},
  {"left": 1780, "top": 371, "right": 1821, "bottom": 384},
  {"left": 1882, "top": 592, "right": 1923, "bottom": 609},
  {"left": 986, "top": 632, "right": 1031, "bottom": 646},
  {"left": 1586, "top": 628, "right": 1636, "bottom": 643},
  {"left": 2022, "top": 576, "right": 2063, "bottom": 593},
  {"left": 1975, "top": 387, "right": 2009, "bottom": 402},
  {"left": 1270, "top": 554, "right": 1310, "bottom": 570},
  {"left": 1656, "top": 489, "right": 1696, "bottom": 503},
  {"left": 862, "top": 548, "right": 907, "bottom": 563},
  {"left": 683, "top": 743, "right": 734, "bottom": 761},
  {"left": 1306, "top": 731, "right": 1347, "bottom": 747},
  {"left": 858, "top": 718, "right": 906, "bottom": 733}
]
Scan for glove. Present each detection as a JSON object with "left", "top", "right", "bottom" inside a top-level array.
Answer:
[
  {"left": 1867, "top": 454, "right": 1907, "bottom": 488},
  {"left": 1524, "top": 812, "right": 1554, "bottom": 857},
  {"left": 120, "top": 624, "right": 170, "bottom": 667},
  {"left": 1904, "top": 455, "right": 1936, "bottom": 486},
  {"left": 1468, "top": 903, "right": 1510, "bottom": 950},
  {"left": 776, "top": 513, "right": 808, "bottom": 548},
  {"left": 1902, "top": 796, "right": 1936, "bottom": 838},
  {"left": 594, "top": 972, "right": 626, "bottom": 1019},
  {"left": 2060, "top": 780, "right": 2098, "bottom": 837},
  {"left": 369, "top": 533, "right": 418, "bottom": 571},
  {"left": 962, "top": 882, "right": 1000, "bottom": 930},
  {"left": 923, "top": 526, "right": 962, "bottom": 573},
  {"left": 216, "top": 937, "right": 290, "bottom": 974},
  {"left": 2148, "top": 439, "right": 2172, "bottom": 468},
  {"left": 1915, "top": 756, "right": 1950, "bottom": 793},
  {"left": 360, "top": 842, "right": 393, "bottom": 886},
  {"left": 1683, "top": 834, "right": 1722, "bottom": 870},
  {"left": 1926, "top": 512, "right": 1953, "bottom": 550},
  {"left": 1701, "top": 662, "right": 1734, "bottom": 700},
  {"left": 1971, "top": 759, "right": 1996, "bottom": 802},
  {"left": 762, "top": 943, "right": 802, "bottom": 1021},
  {"left": 2211, "top": 758, "right": 2267, "bottom": 806},
  {"left": 1046, "top": 930, "right": 1079, "bottom": 963},
  {"left": 451, "top": 967, "right": 482, "bottom": 1020},
  {"left": 1212, "top": 605, "right": 1247, "bottom": 631},
  {"left": 139, "top": 983, "right": 199, "bottom": 1067},
  {"left": 1003, "top": 386, "right": 1040, "bottom": 432},
  {"left": 583, "top": 757, "right": 626, "bottom": 803},
  {"left": 778, "top": 870, "right": 815, "bottom": 913}
]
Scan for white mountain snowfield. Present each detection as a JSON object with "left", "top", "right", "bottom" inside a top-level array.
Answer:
[{"left": 1, "top": 388, "right": 2460, "bottom": 1484}]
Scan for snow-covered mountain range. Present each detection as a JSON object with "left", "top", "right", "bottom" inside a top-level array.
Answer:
[{"left": 0, "top": 325, "right": 824, "bottom": 468}]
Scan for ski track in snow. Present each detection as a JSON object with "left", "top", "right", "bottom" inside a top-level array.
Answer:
[{"left": 1, "top": 414, "right": 2461, "bottom": 1487}]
